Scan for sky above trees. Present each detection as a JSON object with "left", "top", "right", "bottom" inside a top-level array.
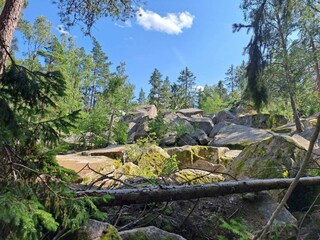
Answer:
[{"left": 18, "top": 0, "right": 250, "bottom": 98}]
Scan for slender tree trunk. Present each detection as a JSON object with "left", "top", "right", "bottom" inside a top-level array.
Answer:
[
  {"left": 275, "top": 9, "right": 303, "bottom": 132},
  {"left": 290, "top": 93, "right": 303, "bottom": 132},
  {"left": 0, "top": 0, "right": 24, "bottom": 74},
  {"left": 77, "top": 176, "right": 320, "bottom": 206},
  {"left": 107, "top": 109, "right": 115, "bottom": 145}
]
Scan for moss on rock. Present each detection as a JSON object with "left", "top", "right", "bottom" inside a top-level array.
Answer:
[
  {"left": 172, "top": 169, "right": 225, "bottom": 184},
  {"left": 229, "top": 135, "right": 310, "bottom": 179},
  {"left": 166, "top": 146, "right": 228, "bottom": 167}
]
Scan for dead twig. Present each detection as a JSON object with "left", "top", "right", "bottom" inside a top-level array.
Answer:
[{"left": 179, "top": 198, "right": 199, "bottom": 227}]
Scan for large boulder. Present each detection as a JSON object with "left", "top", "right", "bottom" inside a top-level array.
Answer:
[
  {"left": 177, "top": 108, "right": 204, "bottom": 118},
  {"left": 273, "top": 122, "right": 297, "bottom": 134},
  {"left": 190, "top": 129, "right": 210, "bottom": 145},
  {"left": 119, "top": 226, "right": 186, "bottom": 240},
  {"left": 163, "top": 111, "right": 178, "bottom": 123},
  {"left": 235, "top": 113, "right": 288, "bottom": 129},
  {"left": 137, "top": 146, "right": 171, "bottom": 177},
  {"left": 213, "top": 109, "right": 236, "bottom": 124},
  {"left": 171, "top": 169, "right": 225, "bottom": 184},
  {"left": 127, "top": 121, "right": 149, "bottom": 141},
  {"left": 190, "top": 160, "right": 226, "bottom": 173},
  {"left": 185, "top": 117, "right": 213, "bottom": 135},
  {"left": 166, "top": 145, "right": 229, "bottom": 167},
  {"left": 67, "top": 219, "right": 121, "bottom": 240},
  {"left": 159, "top": 135, "right": 176, "bottom": 147},
  {"left": 88, "top": 145, "right": 126, "bottom": 160},
  {"left": 133, "top": 104, "right": 158, "bottom": 120},
  {"left": 124, "top": 105, "right": 158, "bottom": 142},
  {"left": 210, "top": 125, "right": 272, "bottom": 149},
  {"left": 229, "top": 134, "right": 310, "bottom": 179},
  {"left": 177, "top": 133, "right": 198, "bottom": 146},
  {"left": 209, "top": 121, "right": 233, "bottom": 138}
]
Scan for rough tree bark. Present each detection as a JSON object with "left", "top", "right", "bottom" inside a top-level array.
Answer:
[
  {"left": 77, "top": 176, "right": 320, "bottom": 206},
  {"left": 0, "top": 0, "right": 24, "bottom": 74}
]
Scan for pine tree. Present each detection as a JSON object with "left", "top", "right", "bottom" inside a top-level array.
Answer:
[
  {"left": 177, "top": 67, "right": 196, "bottom": 108},
  {"left": 105, "top": 62, "right": 134, "bottom": 145},
  {"left": 90, "top": 38, "right": 110, "bottom": 111},
  {"left": 160, "top": 76, "right": 171, "bottom": 111},
  {"left": 170, "top": 83, "right": 181, "bottom": 110},
  {"left": 148, "top": 68, "right": 163, "bottom": 110},
  {"left": 138, "top": 88, "right": 146, "bottom": 105},
  {"left": 216, "top": 80, "right": 228, "bottom": 101},
  {"left": 224, "top": 65, "right": 236, "bottom": 93}
]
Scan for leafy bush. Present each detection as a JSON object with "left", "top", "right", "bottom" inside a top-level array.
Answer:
[
  {"left": 148, "top": 115, "right": 169, "bottom": 139},
  {"left": 113, "top": 121, "right": 128, "bottom": 144}
]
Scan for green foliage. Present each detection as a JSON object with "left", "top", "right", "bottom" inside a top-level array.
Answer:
[
  {"left": 113, "top": 121, "right": 128, "bottom": 144},
  {"left": 138, "top": 88, "right": 147, "bottom": 105},
  {"left": 77, "top": 106, "right": 108, "bottom": 148},
  {"left": 0, "top": 189, "right": 58, "bottom": 240},
  {"left": 161, "top": 155, "right": 179, "bottom": 176},
  {"left": 201, "top": 94, "right": 226, "bottom": 114},
  {"left": 177, "top": 67, "right": 196, "bottom": 108},
  {"left": 148, "top": 115, "right": 169, "bottom": 139},
  {"left": 170, "top": 119, "right": 194, "bottom": 141},
  {"left": 55, "top": 0, "right": 140, "bottom": 35},
  {"left": 0, "top": 144, "right": 111, "bottom": 239},
  {"left": 148, "top": 68, "right": 163, "bottom": 110},
  {"left": 212, "top": 214, "right": 250, "bottom": 240}
]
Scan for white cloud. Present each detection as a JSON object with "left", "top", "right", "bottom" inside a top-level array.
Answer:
[
  {"left": 56, "top": 25, "right": 69, "bottom": 35},
  {"left": 195, "top": 86, "right": 204, "bottom": 91},
  {"left": 115, "top": 20, "right": 132, "bottom": 28},
  {"left": 136, "top": 8, "right": 195, "bottom": 35}
]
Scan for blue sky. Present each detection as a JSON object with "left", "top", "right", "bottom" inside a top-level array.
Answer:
[{"left": 20, "top": 0, "right": 250, "bottom": 98}]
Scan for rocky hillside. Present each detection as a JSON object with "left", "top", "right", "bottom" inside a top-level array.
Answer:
[{"left": 57, "top": 105, "right": 320, "bottom": 240}]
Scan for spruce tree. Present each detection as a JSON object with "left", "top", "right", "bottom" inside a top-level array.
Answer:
[
  {"left": 170, "top": 83, "right": 181, "bottom": 110},
  {"left": 138, "top": 88, "right": 147, "bottom": 105},
  {"left": 160, "top": 76, "right": 171, "bottom": 111},
  {"left": 148, "top": 68, "right": 163, "bottom": 110},
  {"left": 90, "top": 38, "right": 110, "bottom": 111},
  {"left": 177, "top": 67, "right": 196, "bottom": 108}
]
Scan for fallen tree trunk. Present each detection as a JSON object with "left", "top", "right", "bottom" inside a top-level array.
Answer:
[{"left": 77, "top": 177, "right": 320, "bottom": 206}]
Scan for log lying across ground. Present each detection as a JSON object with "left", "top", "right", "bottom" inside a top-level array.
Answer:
[{"left": 77, "top": 177, "right": 320, "bottom": 206}]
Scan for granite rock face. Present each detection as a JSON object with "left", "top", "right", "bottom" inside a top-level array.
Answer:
[{"left": 210, "top": 125, "right": 272, "bottom": 149}]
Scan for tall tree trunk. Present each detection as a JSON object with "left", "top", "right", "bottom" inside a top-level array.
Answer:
[
  {"left": 106, "top": 109, "right": 115, "bottom": 145},
  {"left": 77, "top": 176, "right": 320, "bottom": 206},
  {"left": 276, "top": 10, "right": 303, "bottom": 133},
  {"left": 290, "top": 93, "right": 303, "bottom": 132},
  {"left": 0, "top": 0, "right": 24, "bottom": 74}
]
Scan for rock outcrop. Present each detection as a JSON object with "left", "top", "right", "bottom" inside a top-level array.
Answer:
[
  {"left": 209, "top": 125, "right": 272, "bottom": 149},
  {"left": 166, "top": 145, "right": 229, "bottom": 167},
  {"left": 68, "top": 219, "right": 121, "bottom": 240},
  {"left": 171, "top": 169, "right": 225, "bottom": 184},
  {"left": 235, "top": 113, "right": 288, "bottom": 129},
  {"left": 177, "top": 108, "right": 204, "bottom": 118},
  {"left": 229, "top": 134, "right": 310, "bottom": 179},
  {"left": 124, "top": 105, "right": 158, "bottom": 142}
]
